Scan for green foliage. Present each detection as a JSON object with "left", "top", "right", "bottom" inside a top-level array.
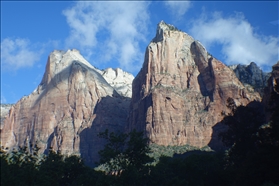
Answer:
[
  {"left": 97, "top": 129, "right": 128, "bottom": 171},
  {"left": 149, "top": 152, "right": 230, "bottom": 186},
  {"left": 0, "top": 146, "right": 99, "bottom": 186},
  {"left": 220, "top": 96, "right": 279, "bottom": 185},
  {"left": 42, "top": 151, "right": 99, "bottom": 186},
  {"left": 220, "top": 98, "right": 265, "bottom": 165},
  {"left": 1, "top": 145, "right": 41, "bottom": 185},
  {"left": 97, "top": 130, "right": 153, "bottom": 169},
  {"left": 148, "top": 143, "right": 202, "bottom": 163},
  {"left": 97, "top": 129, "right": 154, "bottom": 185}
]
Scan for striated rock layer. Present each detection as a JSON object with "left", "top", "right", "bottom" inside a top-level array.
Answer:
[
  {"left": 128, "top": 21, "right": 261, "bottom": 148},
  {"left": 0, "top": 49, "right": 130, "bottom": 166}
]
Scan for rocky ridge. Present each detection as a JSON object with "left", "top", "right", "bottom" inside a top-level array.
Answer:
[{"left": 1, "top": 21, "right": 273, "bottom": 165}]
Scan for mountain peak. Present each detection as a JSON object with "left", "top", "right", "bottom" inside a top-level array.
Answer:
[
  {"left": 129, "top": 21, "right": 261, "bottom": 148},
  {"left": 157, "top": 20, "right": 179, "bottom": 31},
  {"left": 1, "top": 48, "right": 131, "bottom": 165},
  {"left": 153, "top": 20, "right": 181, "bottom": 42},
  {"left": 52, "top": 49, "right": 94, "bottom": 68}
]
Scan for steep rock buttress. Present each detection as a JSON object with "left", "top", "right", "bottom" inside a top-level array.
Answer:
[{"left": 128, "top": 21, "right": 261, "bottom": 148}]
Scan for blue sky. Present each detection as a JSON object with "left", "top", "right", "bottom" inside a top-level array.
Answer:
[{"left": 1, "top": 1, "right": 278, "bottom": 104}]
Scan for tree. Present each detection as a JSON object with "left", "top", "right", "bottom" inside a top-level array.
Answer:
[
  {"left": 38, "top": 148, "right": 96, "bottom": 186},
  {"left": 220, "top": 96, "right": 279, "bottom": 185},
  {"left": 256, "top": 85, "right": 279, "bottom": 185},
  {"left": 0, "top": 144, "right": 41, "bottom": 186},
  {"left": 97, "top": 129, "right": 154, "bottom": 185},
  {"left": 148, "top": 150, "right": 233, "bottom": 186},
  {"left": 0, "top": 145, "right": 99, "bottom": 186},
  {"left": 220, "top": 98, "right": 265, "bottom": 166}
]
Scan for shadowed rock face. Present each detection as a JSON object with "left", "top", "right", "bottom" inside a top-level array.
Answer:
[
  {"left": 263, "top": 61, "right": 279, "bottom": 120},
  {"left": 0, "top": 49, "right": 130, "bottom": 165},
  {"left": 230, "top": 62, "right": 270, "bottom": 96},
  {"left": 265, "top": 61, "right": 279, "bottom": 96},
  {"left": 271, "top": 62, "right": 279, "bottom": 88},
  {"left": 128, "top": 21, "right": 261, "bottom": 148}
]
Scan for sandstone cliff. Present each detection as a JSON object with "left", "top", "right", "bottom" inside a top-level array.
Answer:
[
  {"left": 0, "top": 49, "right": 130, "bottom": 166},
  {"left": 128, "top": 21, "right": 261, "bottom": 148},
  {"left": 1, "top": 21, "right": 271, "bottom": 165},
  {"left": 0, "top": 104, "right": 13, "bottom": 129}
]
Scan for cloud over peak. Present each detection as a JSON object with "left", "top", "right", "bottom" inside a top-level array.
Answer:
[
  {"left": 63, "top": 1, "right": 150, "bottom": 72},
  {"left": 164, "top": 1, "right": 191, "bottom": 18},
  {"left": 190, "top": 12, "right": 278, "bottom": 69}
]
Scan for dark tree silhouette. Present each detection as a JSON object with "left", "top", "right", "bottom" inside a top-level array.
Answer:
[
  {"left": 220, "top": 94, "right": 279, "bottom": 185},
  {"left": 97, "top": 129, "right": 154, "bottom": 185}
]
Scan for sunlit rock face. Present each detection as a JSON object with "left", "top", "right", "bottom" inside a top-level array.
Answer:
[
  {"left": 128, "top": 21, "right": 261, "bottom": 148},
  {"left": 101, "top": 68, "right": 134, "bottom": 98},
  {"left": 0, "top": 49, "right": 130, "bottom": 166},
  {"left": 0, "top": 104, "right": 13, "bottom": 129}
]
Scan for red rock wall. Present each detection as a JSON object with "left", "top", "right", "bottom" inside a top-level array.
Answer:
[
  {"left": 0, "top": 50, "right": 129, "bottom": 166},
  {"left": 128, "top": 22, "right": 261, "bottom": 148}
]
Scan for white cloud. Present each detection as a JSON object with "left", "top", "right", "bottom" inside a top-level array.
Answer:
[
  {"left": 62, "top": 1, "right": 150, "bottom": 72},
  {"left": 164, "top": 1, "right": 191, "bottom": 18},
  {"left": 190, "top": 12, "right": 279, "bottom": 68},
  {"left": 1, "top": 38, "right": 43, "bottom": 70}
]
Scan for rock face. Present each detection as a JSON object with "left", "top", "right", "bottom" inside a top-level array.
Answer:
[
  {"left": 0, "top": 49, "right": 130, "bottom": 166},
  {"left": 230, "top": 62, "right": 270, "bottom": 96},
  {"left": 270, "top": 62, "right": 279, "bottom": 89},
  {"left": 0, "top": 104, "right": 13, "bottom": 129},
  {"left": 263, "top": 61, "right": 279, "bottom": 119},
  {"left": 128, "top": 21, "right": 261, "bottom": 148},
  {"left": 100, "top": 68, "right": 134, "bottom": 98}
]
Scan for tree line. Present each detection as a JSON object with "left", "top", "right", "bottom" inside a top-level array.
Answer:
[{"left": 1, "top": 86, "right": 279, "bottom": 186}]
